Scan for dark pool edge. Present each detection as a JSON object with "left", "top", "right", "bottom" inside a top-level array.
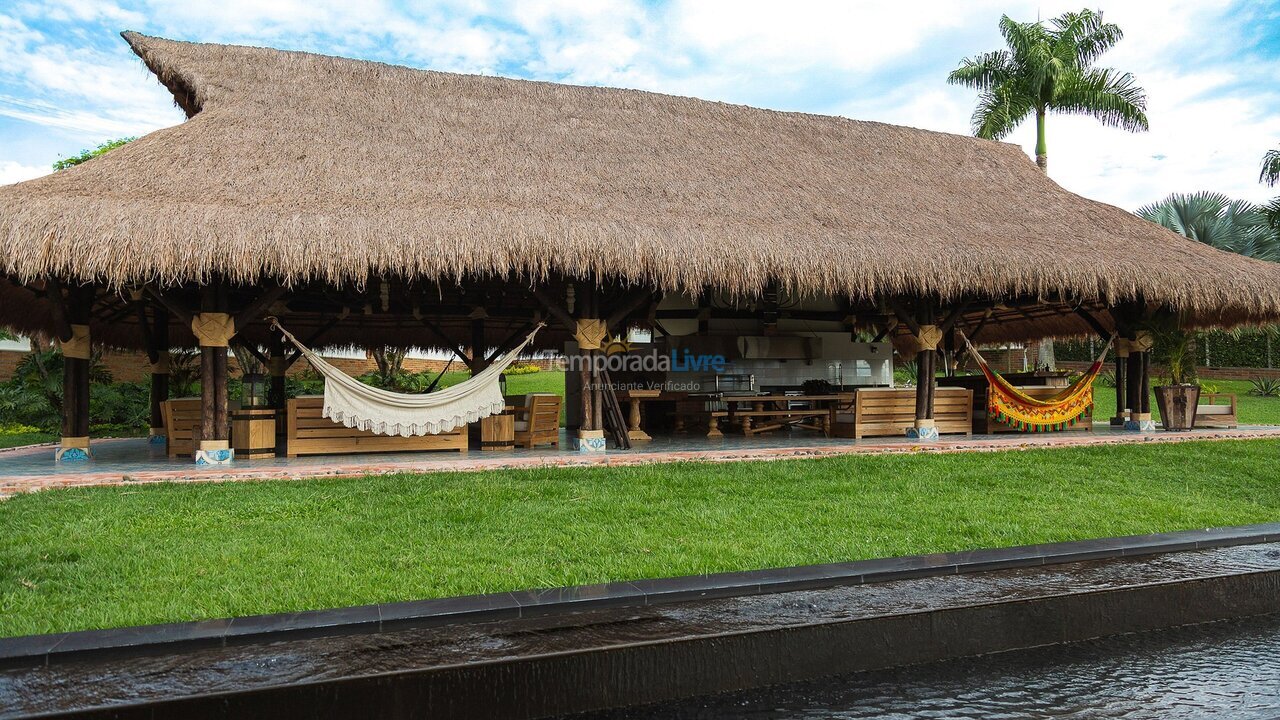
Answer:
[{"left": 4, "top": 522, "right": 1279, "bottom": 669}]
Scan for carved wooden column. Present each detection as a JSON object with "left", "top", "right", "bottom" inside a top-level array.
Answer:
[
  {"left": 1111, "top": 339, "right": 1128, "bottom": 426},
  {"left": 55, "top": 286, "right": 94, "bottom": 461},
  {"left": 572, "top": 286, "right": 607, "bottom": 453},
  {"left": 908, "top": 319, "right": 942, "bottom": 441},
  {"left": 1125, "top": 331, "right": 1155, "bottom": 432},
  {"left": 148, "top": 306, "right": 170, "bottom": 444},
  {"left": 193, "top": 285, "right": 235, "bottom": 464}
]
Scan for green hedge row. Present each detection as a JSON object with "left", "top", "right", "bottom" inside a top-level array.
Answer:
[{"left": 1056, "top": 328, "right": 1279, "bottom": 368}]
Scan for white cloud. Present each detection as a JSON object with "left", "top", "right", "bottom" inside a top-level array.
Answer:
[
  {"left": 670, "top": 0, "right": 979, "bottom": 75},
  {"left": 0, "top": 160, "right": 47, "bottom": 185},
  {"left": 16, "top": 0, "right": 145, "bottom": 26},
  {"left": 0, "top": 0, "right": 1277, "bottom": 215},
  {"left": 0, "top": 12, "right": 183, "bottom": 139}
]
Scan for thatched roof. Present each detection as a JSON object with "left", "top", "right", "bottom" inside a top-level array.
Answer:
[{"left": 3, "top": 32, "right": 1280, "bottom": 333}]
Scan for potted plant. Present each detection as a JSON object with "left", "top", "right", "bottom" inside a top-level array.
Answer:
[{"left": 1151, "top": 319, "right": 1200, "bottom": 431}]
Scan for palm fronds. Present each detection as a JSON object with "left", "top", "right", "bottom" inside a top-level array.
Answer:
[
  {"left": 1260, "top": 148, "right": 1280, "bottom": 187},
  {"left": 948, "top": 9, "right": 1147, "bottom": 153},
  {"left": 1136, "top": 192, "right": 1279, "bottom": 261}
]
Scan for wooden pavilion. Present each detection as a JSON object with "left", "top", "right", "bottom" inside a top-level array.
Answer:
[{"left": 3, "top": 32, "right": 1280, "bottom": 462}]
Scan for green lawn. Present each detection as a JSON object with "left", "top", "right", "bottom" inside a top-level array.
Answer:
[
  {"left": 4, "top": 438, "right": 1280, "bottom": 637},
  {"left": 0, "top": 432, "right": 55, "bottom": 450},
  {"left": 439, "top": 368, "right": 566, "bottom": 397},
  {"left": 1089, "top": 378, "right": 1280, "bottom": 425}
]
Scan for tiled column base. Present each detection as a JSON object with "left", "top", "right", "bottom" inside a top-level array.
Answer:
[
  {"left": 55, "top": 436, "right": 92, "bottom": 462},
  {"left": 906, "top": 420, "right": 939, "bottom": 441},
  {"left": 572, "top": 430, "right": 607, "bottom": 453},
  {"left": 194, "top": 440, "right": 234, "bottom": 465},
  {"left": 1124, "top": 412, "right": 1156, "bottom": 432},
  {"left": 147, "top": 428, "right": 167, "bottom": 445}
]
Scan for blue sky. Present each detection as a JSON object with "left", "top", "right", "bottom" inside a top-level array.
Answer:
[{"left": 2, "top": 0, "right": 1279, "bottom": 210}]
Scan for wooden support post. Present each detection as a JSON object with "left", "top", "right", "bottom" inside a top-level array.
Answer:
[
  {"left": 56, "top": 285, "right": 93, "bottom": 461},
  {"left": 268, "top": 332, "right": 288, "bottom": 456},
  {"left": 579, "top": 352, "right": 593, "bottom": 431},
  {"left": 213, "top": 350, "right": 229, "bottom": 439},
  {"left": 149, "top": 307, "right": 170, "bottom": 443},
  {"left": 913, "top": 350, "right": 930, "bottom": 421},
  {"left": 1112, "top": 341, "right": 1128, "bottom": 426},
  {"left": 1124, "top": 328, "right": 1155, "bottom": 432},
  {"left": 194, "top": 284, "right": 234, "bottom": 464},
  {"left": 1139, "top": 351, "right": 1152, "bottom": 415},
  {"left": 1125, "top": 346, "right": 1142, "bottom": 422},
  {"left": 898, "top": 301, "right": 940, "bottom": 440},
  {"left": 268, "top": 332, "right": 287, "bottom": 411},
  {"left": 470, "top": 310, "right": 488, "bottom": 374}
]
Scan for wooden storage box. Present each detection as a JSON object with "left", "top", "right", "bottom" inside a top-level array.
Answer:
[{"left": 231, "top": 407, "right": 277, "bottom": 459}]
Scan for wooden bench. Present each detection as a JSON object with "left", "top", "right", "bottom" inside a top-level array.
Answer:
[
  {"left": 285, "top": 396, "right": 467, "bottom": 456},
  {"left": 160, "top": 398, "right": 203, "bottom": 459},
  {"left": 831, "top": 387, "right": 973, "bottom": 439},
  {"left": 1196, "top": 392, "right": 1238, "bottom": 429}
]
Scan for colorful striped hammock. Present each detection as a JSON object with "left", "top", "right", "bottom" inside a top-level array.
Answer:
[{"left": 959, "top": 333, "right": 1115, "bottom": 432}]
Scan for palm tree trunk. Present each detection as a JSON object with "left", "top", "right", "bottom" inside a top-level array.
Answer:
[
  {"left": 1034, "top": 108, "right": 1054, "bottom": 369},
  {"left": 1035, "top": 110, "right": 1048, "bottom": 172}
]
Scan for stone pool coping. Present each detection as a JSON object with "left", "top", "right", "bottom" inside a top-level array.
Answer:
[{"left": 3, "top": 522, "right": 1279, "bottom": 670}]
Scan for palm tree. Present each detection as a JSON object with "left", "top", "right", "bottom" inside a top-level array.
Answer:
[
  {"left": 1135, "top": 191, "right": 1278, "bottom": 262},
  {"left": 1261, "top": 147, "right": 1280, "bottom": 231},
  {"left": 1262, "top": 148, "right": 1280, "bottom": 187},
  {"left": 949, "top": 9, "right": 1148, "bottom": 369},
  {"left": 948, "top": 9, "right": 1149, "bottom": 173}
]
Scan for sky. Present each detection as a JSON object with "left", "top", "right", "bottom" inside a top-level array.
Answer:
[{"left": 1, "top": 0, "right": 1279, "bottom": 211}]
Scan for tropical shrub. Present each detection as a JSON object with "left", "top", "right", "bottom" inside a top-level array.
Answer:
[
  {"left": 894, "top": 360, "right": 919, "bottom": 387},
  {"left": 168, "top": 349, "right": 202, "bottom": 397},
  {"left": 52, "top": 137, "right": 135, "bottom": 171},
  {"left": 1249, "top": 377, "right": 1280, "bottom": 398},
  {"left": 1148, "top": 318, "right": 1197, "bottom": 386},
  {"left": 89, "top": 382, "right": 150, "bottom": 429},
  {"left": 505, "top": 364, "right": 542, "bottom": 376},
  {"left": 286, "top": 370, "right": 325, "bottom": 398}
]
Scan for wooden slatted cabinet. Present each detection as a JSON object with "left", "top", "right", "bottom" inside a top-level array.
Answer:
[
  {"left": 830, "top": 387, "right": 973, "bottom": 439},
  {"left": 285, "top": 396, "right": 467, "bottom": 456}
]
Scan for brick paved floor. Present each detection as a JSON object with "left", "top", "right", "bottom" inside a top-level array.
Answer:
[{"left": 4, "top": 424, "right": 1279, "bottom": 498}]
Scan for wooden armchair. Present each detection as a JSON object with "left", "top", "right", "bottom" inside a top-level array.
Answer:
[
  {"left": 511, "top": 393, "right": 562, "bottom": 449},
  {"left": 160, "top": 398, "right": 202, "bottom": 459}
]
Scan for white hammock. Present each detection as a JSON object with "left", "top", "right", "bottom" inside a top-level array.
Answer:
[{"left": 271, "top": 319, "right": 544, "bottom": 437}]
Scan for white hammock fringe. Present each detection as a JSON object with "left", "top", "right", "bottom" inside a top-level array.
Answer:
[{"left": 270, "top": 318, "right": 545, "bottom": 438}]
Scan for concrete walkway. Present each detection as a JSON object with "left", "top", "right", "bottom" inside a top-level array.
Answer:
[{"left": 3, "top": 425, "right": 1279, "bottom": 498}]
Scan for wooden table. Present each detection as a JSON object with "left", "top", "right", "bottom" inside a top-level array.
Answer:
[
  {"left": 722, "top": 394, "right": 852, "bottom": 437},
  {"left": 617, "top": 389, "right": 662, "bottom": 442}
]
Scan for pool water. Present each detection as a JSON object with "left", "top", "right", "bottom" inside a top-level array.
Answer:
[{"left": 582, "top": 613, "right": 1280, "bottom": 719}]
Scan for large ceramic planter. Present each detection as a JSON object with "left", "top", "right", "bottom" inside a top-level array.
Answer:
[{"left": 1154, "top": 385, "right": 1200, "bottom": 431}]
